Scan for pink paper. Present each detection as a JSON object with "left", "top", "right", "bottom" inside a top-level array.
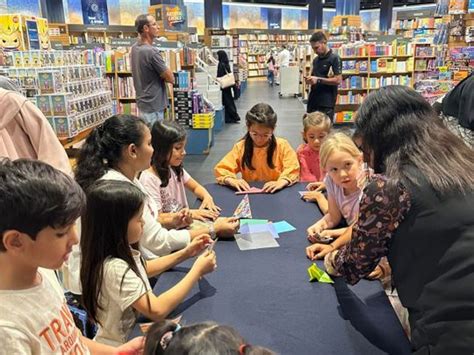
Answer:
[{"left": 235, "top": 187, "right": 265, "bottom": 195}]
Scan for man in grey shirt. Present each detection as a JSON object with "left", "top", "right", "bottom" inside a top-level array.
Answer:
[{"left": 131, "top": 14, "right": 174, "bottom": 124}]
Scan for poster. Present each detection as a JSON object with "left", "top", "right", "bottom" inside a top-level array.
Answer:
[
  {"left": 25, "top": 19, "right": 39, "bottom": 50},
  {"left": 469, "top": 0, "right": 474, "bottom": 12},
  {"left": 0, "top": 14, "right": 25, "bottom": 50},
  {"left": 268, "top": 8, "right": 282, "bottom": 29},
  {"left": 81, "top": 0, "right": 109, "bottom": 25},
  {"left": 163, "top": 4, "right": 187, "bottom": 32}
]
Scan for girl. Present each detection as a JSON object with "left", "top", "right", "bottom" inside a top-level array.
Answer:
[
  {"left": 214, "top": 103, "right": 299, "bottom": 193},
  {"left": 217, "top": 50, "right": 240, "bottom": 124},
  {"left": 144, "top": 320, "right": 274, "bottom": 354},
  {"left": 267, "top": 54, "right": 275, "bottom": 86},
  {"left": 139, "top": 121, "right": 221, "bottom": 226},
  {"left": 305, "top": 133, "right": 367, "bottom": 256},
  {"left": 80, "top": 180, "right": 216, "bottom": 346}
]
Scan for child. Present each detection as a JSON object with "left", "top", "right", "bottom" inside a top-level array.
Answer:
[
  {"left": 305, "top": 132, "right": 367, "bottom": 256},
  {"left": 144, "top": 320, "right": 274, "bottom": 354},
  {"left": 267, "top": 54, "right": 275, "bottom": 86},
  {"left": 214, "top": 103, "right": 299, "bottom": 193},
  {"left": 80, "top": 179, "right": 217, "bottom": 346},
  {"left": 139, "top": 121, "right": 221, "bottom": 227},
  {"left": 0, "top": 159, "right": 143, "bottom": 354}
]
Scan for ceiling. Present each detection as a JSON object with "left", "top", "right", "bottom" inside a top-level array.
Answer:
[{"left": 227, "top": 0, "right": 436, "bottom": 9}]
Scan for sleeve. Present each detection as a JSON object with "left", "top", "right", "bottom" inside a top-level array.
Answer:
[
  {"left": 331, "top": 54, "right": 343, "bottom": 76},
  {"left": 324, "top": 177, "right": 411, "bottom": 285},
  {"left": 214, "top": 143, "right": 243, "bottom": 184},
  {"left": 0, "top": 325, "right": 32, "bottom": 355},
  {"left": 150, "top": 49, "right": 168, "bottom": 76},
  {"left": 104, "top": 259, "right": 150, "bottom": 311},
  {"left": 18, "top": 99, "right": 72, "bottom": 176},
  {"left": 278, "top": 140, "right": 300, "bottom": 184},
  {"left": 323, "top": 175, "right": 335, "bottom": 199},
  {"left": 217, "top": 63, "right": 225, "bottom": 78},
  {"left": 139, "top": 172, "right": 163, "bottom": 211},
  {"left": 182, "top": 169, "right": 191, "bottom": 184},
  {"left": 297, "top": 149, "right": 317, "bottom": 182}
]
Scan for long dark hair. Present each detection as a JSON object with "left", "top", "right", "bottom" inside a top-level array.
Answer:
[
  {"left": 355, "top": 85, "right": 474, "bottom": 195},
  {"left": 80, "top": 180, "right": 147, "bottom": 325},
  {"left": 243, "top": 103, "right": 277, "bottom": 171},
  {"left": 144, "top": 320, "right": 275, "bottom": 355},
  {"left": 74, "top": 114, "right": 148, "bottom": 191},
  {"left": 151, "top": 121, "right": 187, "bottom": 187}
]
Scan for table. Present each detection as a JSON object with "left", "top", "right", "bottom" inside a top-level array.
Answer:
[{"left": 133, "top": 183, "right": 411, "bottom": 354}]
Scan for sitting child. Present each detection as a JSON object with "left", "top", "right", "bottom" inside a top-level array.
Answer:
[
  {"left": 214, "top": 103, "right": 299, "bottom": 193},
  {"left": 0, "top": 158, "right": 143, "bottom": 354},
  {"left": 144, "top": 320, "right": 274, "bottom": 354},
  {"left": 140, "top": 121, "right": 221, "bottom": 228}
]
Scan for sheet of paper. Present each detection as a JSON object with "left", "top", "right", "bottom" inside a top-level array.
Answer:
[
  {"left": 239, "top": 223, "right": 279, "bottom": 239},
  {"left": 273, "top": 221, "right": 296, "bottom": 234},
  {"left": 235, "top": 231, "right": 280, "bottom": 251},
  {"left": 233, "top": 195, "right": 252, "bottom": 219},
  {"left": 298, "top": 191, "right": 307, "bottom": 197},
  {"left": 307, "top": 263, "right": 334, "bottom": 284},
  {"left": 235, "top": 187, "right": 265, "bottom": 195},
  {"left": 240, "top": 219, "right": 268, "bottom": 225}
]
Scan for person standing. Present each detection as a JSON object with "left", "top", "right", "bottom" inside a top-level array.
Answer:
[
  {"left": 131, "top": 14, "right": 174, "bottom": 125},
  {"left": 217, "top": 50, "right": 240, "bottom": 123},
  {"left": 275, "top": 45, "right": 290, "bottom": 85},
  {"left": 306, "top": 32, "right": 342, "bottom": 121}
]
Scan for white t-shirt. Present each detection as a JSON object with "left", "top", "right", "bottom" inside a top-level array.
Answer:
[
  {"left": 94, "top": 249, "right": 151, "bottom": 346},
  {"left": 277, "top": 49, "right": 290, "bottom": 67},
  {"left": 0, "top": 268, "right": 90, "bottom": 355},
  {"left": 324, "top": 174, "right": 363, "bottom": 225},
  {"left": 139, "top": 168, "right": 191, "bottom": 213}
]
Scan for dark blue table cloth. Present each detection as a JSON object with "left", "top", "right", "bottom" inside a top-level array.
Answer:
[{"left": 132, "top": 183, "right": 411, "bottom": 355}]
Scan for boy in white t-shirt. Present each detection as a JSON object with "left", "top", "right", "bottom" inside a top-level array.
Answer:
[{"left": 0, "top": 158, "right": 144, "bottom": 354}]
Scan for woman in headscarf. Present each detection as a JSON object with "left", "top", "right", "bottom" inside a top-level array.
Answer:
[{"left": 217, "top": 50, "right": 240, "bottom": 124}]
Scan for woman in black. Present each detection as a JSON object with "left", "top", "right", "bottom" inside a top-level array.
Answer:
[
  {"left": 217, "top": 50, "right": 240, "bottom": 123},
  {"left": 322, "top": 86, "right": 474, "bottom": 354}
]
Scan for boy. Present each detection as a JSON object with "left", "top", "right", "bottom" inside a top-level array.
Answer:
[{"left": 0, "top": 158, "right": 143, "bottom": 354}]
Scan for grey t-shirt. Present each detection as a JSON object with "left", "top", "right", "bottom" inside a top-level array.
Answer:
[{"left": 130, "top": 41, "right": 169, "bottom": 113}]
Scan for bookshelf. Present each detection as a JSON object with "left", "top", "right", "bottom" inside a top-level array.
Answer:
[{"left": 67, "top": 25, "right": 136, "bottom": 46}]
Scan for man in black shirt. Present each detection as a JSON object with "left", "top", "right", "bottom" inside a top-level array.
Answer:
[{"left": 306, "top": 32, "right": 342, "bottom": 121}]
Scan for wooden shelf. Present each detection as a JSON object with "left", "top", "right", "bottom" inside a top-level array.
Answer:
[
  {"left": 117, "top": 71, "right": 132, "bottom": 75},
  {"left": 415, "top": 56, "right": 436, "bottom": 59},
  {"left": 369, "top": 71, "right": 412, "bottom": 76},
  {"left": 341, "top": 56, "right": 368, "bottom": 60},
  {"left": 118, "top": 97, "right": 136, "bottom": 100},
  {"left": 339, "top": 88, "right": 368, "bottom": 92}
]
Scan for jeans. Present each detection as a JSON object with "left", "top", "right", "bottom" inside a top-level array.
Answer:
[
  {"left": 267, "top": 70, "right": 274, "bottom": 85},
  {"left": 141, "top": 110, "right": 165, "bottom": 125}
]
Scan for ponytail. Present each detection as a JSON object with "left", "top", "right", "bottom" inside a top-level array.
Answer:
[{"left": 144, "top": 320, "right": 179, "bottom": 355}]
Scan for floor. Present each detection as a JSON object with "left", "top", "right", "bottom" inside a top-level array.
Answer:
[{"left": 185, "top": 79, "right": 306, "bottom": 189}]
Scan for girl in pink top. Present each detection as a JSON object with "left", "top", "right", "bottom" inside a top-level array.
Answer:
[
  {"left": 297, "top": 111, "right": 331, "bottom": 182},
  {"left": 140, "top": 121, "right": 221, "bottom": 230}
]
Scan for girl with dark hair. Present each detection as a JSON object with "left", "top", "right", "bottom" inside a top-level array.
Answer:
[
  {"left": 81, "top": 180, "right": 216, "bottom": 346},
  {"left": 214, "top": 103, "right": 299, "bottom": 193},
  {"left": 217, "top": 50, "right": 241, "bottom": 123},
  {"left": 140, "top": 121, "right": 223, "bottom": 227},
  {"left": 323, "top": 86, "right": 474, "bottom": 353},
  {"left": 143, "top": 320, "right": 274, "bottom": 355}
]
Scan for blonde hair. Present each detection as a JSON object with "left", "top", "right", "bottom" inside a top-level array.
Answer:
[
  {"left": 320, "top": 132, "right": 361, "bottom": 169},
  {"left": 302, "top": 111, "right": 331, "bottom": 133}
]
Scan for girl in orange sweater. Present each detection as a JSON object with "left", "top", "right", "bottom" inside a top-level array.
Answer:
[{"left": 214, "top": 103, "right": 299, "bottom": 193}]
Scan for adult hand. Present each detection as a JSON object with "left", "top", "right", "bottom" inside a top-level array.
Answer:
[
  {"left": 226, "top": 177, "right": 251, "bottom": 192},
  {"left": 262, "top": 179, "right": 289, "bottom": 193},
  {"left": 200, "top": 197, "right": 221, "bottom": 214},
  {"left": 307, "top": 221, "right": 324, "bottom": 241},
  {"left": 305, "top": 76, "right": 320, "bottom": 86},
  {"left": 306, "top": 243, "right": 335, "bottom": 260},
  {"left": 174, "top": 208, "right": 193, "bottom": 229},
  {"left": 319, "top": 229, "right": 344, "bottom": 239},
  {"left": 306, "top": 181, "right": 325, "bottom": 191},
  {"left": 191, "top": 209, "right": 219, "bottom": 222},
  {"left": 301, "top": 190, "right": 324, "bottom": 202},
  {"left": 184, "top": 234, "right": 212, "bottom": 258},
  {"left": 193, "top": 250, "right": 217, "bottom": 276},
  {"left": 115, "top": 336, "right": 145, "bottom": 354},
  {"left": 367, "top": 265, "right": 384, "bottom": 280},
  {"left": 214, "top": 217, "right": 240, "bottom": 237}
]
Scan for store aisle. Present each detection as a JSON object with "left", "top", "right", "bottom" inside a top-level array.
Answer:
[{"left": 185, "top": 79, "right": 306, "bottom": 187}]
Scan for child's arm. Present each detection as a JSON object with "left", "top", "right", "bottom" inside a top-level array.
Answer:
[
  {"left": 322, "top": 195, "right": 342, "bottom": 229},
  {"left": 302, "top": 191, "right": 328, "bottom": 214},
  {"left": 133, "top": 251, "right": 216, "bottom": 320},
  {"left": 298, "top": 151, "right": 318, "bottom": 182},
  {"left": 278, "top": 139, "right": 300, "bottom": 185},
  {"left": 306, "top": 226, "right": 353, "bottom": 260},
  {"left": 82, "top": 335, "right": 144, "bottom": 354},
  {"left": 214, "top": 144, "right": 243, "bottom": 185},
  {"left": 158, "top": 210, "right": 192, "bottom": 230},
  {"left": 184, "top": 177, "right": 221, "bottom": 220},
  {"left": 145, "top": 235, "right": 211, "bottom": 277}
]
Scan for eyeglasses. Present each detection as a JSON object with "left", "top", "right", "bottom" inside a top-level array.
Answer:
[{"left": 249, "top": 131, "right": 273, "bottom": 139}]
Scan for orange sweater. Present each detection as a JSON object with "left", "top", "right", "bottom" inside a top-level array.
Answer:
[{"left": 214, "top": 137, "right": 300, "bottom": 184}]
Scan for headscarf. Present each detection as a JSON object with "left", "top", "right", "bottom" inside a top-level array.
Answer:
[{"left": 442, "top": 73, "right": 474, "bottom": 130}]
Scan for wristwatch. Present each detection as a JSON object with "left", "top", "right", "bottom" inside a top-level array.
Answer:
[
  {"left": 317, "top": 78, "right": 322, "bottom": 84},
  {"left": 209, "top": 223, "right": 217, "bottom": 240}
]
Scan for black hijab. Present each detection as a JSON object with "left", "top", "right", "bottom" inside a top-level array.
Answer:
[
  {"left": 442, "top": 74, "right": 474, "bottom": 130},
  {"left": 217, "top": 50, "right": 231, "bottom": 73}
]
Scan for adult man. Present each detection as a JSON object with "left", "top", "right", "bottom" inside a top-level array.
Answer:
[
  {"left": 305, "top": 32, "right": 342, "bottom": 121},
  {"left": 131, "top": 14, "right": 174, "bottom": 124},
  {"left": 276, "top": 44, "right": 290, "bottom": 85}
]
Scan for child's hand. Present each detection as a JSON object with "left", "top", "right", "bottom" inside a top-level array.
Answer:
[
  {"left": 214, "top": 217, "right": 240, "bottom": 237},
  {"left": 191, "top": 208, "right": 219, "bottom": 221},
  {"left": 367, "top": 265, "right": 384, "bottom": 280},
  {"left": 307, "top": 222, "right": 323, "bottom": 240},
  {"left": 115, "top": 336, "right": 145, "bottom": 354},
  {"left": 200, "top": 197, "right": 221, "bottom": 214},
  {"left": 174, "top": 208, "right": 192, "bottom": 228},
  {"left": 262, "top": 179, "right": 289, "bottom": 193},
  {"left": 301, "top": 190, "right": 324, "bottom": 202},
  {"left": 185, "top": 234, "right": 212, "bottom": 257},
  {"left": 226, "top": 177, "right": 251, "bottom": 192},
  {"left": 320, "top": 229, "right": 344, "bottom": 239},
  {"left": 306, "top": 243, "right": 335, "bottom": 260},
  {"left": 307, "top": 181, "right": 325, "bottom": 191},
  {"left": 193, "top": 250, "right": 217, "bottom": 276}
]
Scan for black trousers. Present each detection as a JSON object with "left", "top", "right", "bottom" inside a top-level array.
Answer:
[
  {"left": 307, "top": 105, "right": 335, "bottom": 122},
  {"left": 222, "top": 88, "right": 240, "bottom": 123}
]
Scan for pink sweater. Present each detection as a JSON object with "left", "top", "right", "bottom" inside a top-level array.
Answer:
[
  {"left": 297, "top": 144, "right": 323, "bottom": 182},
  {"left": 0, "top": 89, "right": 71, "bottom": 175}
]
